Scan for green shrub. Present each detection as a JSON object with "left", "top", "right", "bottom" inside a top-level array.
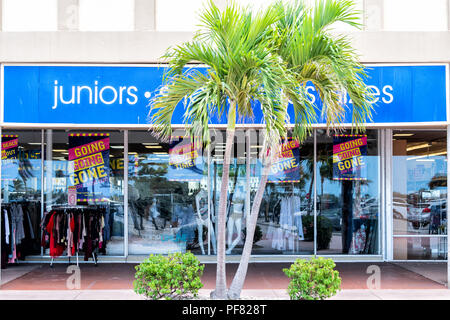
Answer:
[
  {"left": 133, "top": 252, "right": 204, "bottom": 300},
  {"left": 283, "top": 257, "right": 341, "bottom": 300},
  {"left": 242, "top": 225, "right": 263, "bottom": 245},
  {"left": 302, "top": 215, "right": 333, "bottom": 250}
]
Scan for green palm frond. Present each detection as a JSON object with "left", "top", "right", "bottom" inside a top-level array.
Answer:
[
  {"left": 275, "top": 0, "right": 374, "bottom": 137},
  {"left": 148, "top": 0, "right": 374, "bottom": 154},
  {"left": 312, "top": 0, "right": 362, "bottom": 31}
]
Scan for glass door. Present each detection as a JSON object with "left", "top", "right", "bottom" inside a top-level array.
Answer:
[{"left": 392, "top": 130, "right": 447, "bottom": 260}]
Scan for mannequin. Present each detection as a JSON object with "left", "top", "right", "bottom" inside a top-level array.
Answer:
[
  {"left": 128, "top": 182, "right": 142, "bottom": 235},
  {"left": 226, "top": 185, "right": 245, "bottom": 254},
  {"left": 195, "top": 189, "right": 217, "bottom": 255},
  {"left": 149, "top": 198, "right": 160, "bottom": 230},
  {"left": 150, "top": 198, "right": 159, "bottom": 219}
]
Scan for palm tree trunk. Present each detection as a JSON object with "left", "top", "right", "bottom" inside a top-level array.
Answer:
[
  {"left": 227, "top": 156, "right": 272, "bottom": 299},
  {"left": 211, "top": 101, "right": 236, "bottom": 299}
]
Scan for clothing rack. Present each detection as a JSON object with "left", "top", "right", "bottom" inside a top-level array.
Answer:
[
  {"left": 45, "top": 206, "right": 104, "bottom": 267},
  {"left": 1, "top": 201, "right": 42, "bottom": 267},
  {"left": 50, "top": 252, "right": 82, "bottom": 267},
  {"left": 269, "top": 190, "right": 304, "bottom": 252}
]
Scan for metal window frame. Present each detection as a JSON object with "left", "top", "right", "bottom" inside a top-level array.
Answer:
[
  {"left": 380, "top": 129, "right": 386, "bottom": 260},
  {"left": 313, "top": 129, "right": 317, "bottom": 257},
  {"left": 124, "top": 129, "right": 129, "bottom": 258}
]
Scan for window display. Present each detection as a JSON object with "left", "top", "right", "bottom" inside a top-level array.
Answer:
[
  {"left": 249, "top": 130, "right": 314, "bottom": 255},
  {"left": 41, "top": 207, "right": 107, "bottom": 262},
  {"left": 1, "top": 130, "right": 42, "bottom": 268},
  {"left": 209, "top": 130, "right": 247, "bottom": 255},
  {"left": 316, "top": 129, "right": 380, "bottom": 255},
  {"left": 127, "top": 131, "right": 208, "bottom": 255},
  {"left": 43, "top": 130, "right": 124, "bottom": 257},
  {"left": 1, "top": 127, "right": 433, "bottom": 262}
]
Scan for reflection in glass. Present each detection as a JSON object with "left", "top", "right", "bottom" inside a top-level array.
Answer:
[
  {"left": 43, "top": 130, "right": 124, "bottom": 256},
  {"left": 392, "top": 130, "right": 447, "bottom": 260},
  {"left": 316, "top": 129, "right": 380, "bottom": 254},
  {"left": 394, "top": 237, "right": 447, "bottom": 260},
  {"left": 1, "top": 130, "right": 42, "bottom": 265},
  {"left": 393, "top": 130, "right": 447, "bottom": 236},
  {"left": 250, "top": 130, "right": 314, "bottom": 255},
  {"left": 210, "top": 130, "right": 247, "bottom": 255},
  {"left": 128, "top": 131, "right": 208, "bottom": 255}
]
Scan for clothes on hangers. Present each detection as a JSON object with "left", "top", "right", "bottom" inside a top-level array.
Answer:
[
  {"left": 348, "top": 218, "right": 378, "bottom": 254},
  {"left": 1, "top": 209, "right": 11, "bottom": 269},
  {"left": 41, "top": 207, "right": 107, "bottom": 260},
  {"left": 351, "top": 224, "right": 366, "bottom": 254},
  {"left": 267, "top": 195, "right": 304, "bottom": 251},
  {"left": 1, "top": 201, "right": 41, "bottom": 268}
]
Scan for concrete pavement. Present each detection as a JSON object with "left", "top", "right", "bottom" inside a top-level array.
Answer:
[
  {"left": 0, "top": 265, "right": 40, "bottom": 286},
  {"left": 1, "top": 262, "right": 449, "bottom": 300},
  {"left": 1, "top": 289, "right": 450, "bottom": 300},
  {"left": 1, "top": 262, "right": 446, "bottom": 290}
]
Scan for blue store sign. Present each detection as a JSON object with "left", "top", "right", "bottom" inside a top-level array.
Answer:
[{"left": 2, "top": 64, "right": 448, "bottom": 125}]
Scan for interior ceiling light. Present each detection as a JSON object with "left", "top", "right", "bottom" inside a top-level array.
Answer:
[
  {"left": 406, "top": 143, "right": 431, "bottom": 151},
  {"left": 407, "top": 151, "right": 447, "bottom": 161},
  {"left": 145, "top": 145, "right": 162, "bottom": 149},
  {"left": 143, "top": 143, "right": 159, "bottom": 145},
  {"left": 393, "top": 133, "right": 414, "bottom": 137},
  {"left": 428, "top": 151, "right": 447, "bottom": 157}
]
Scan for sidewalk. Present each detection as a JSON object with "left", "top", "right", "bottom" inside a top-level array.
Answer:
[
  {"left": 0, "top": 262, "right": 448, "bottom": 300},
  {"left": 1, "top": 289, "right": 450, "bottom": 300},
  {"left": 0, "top": 265, "right": 40, "bottom": 286},
  {"left": 0, "top": 262, "right": 446, "bottom": 290}
]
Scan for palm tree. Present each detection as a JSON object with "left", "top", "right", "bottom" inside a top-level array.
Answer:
[
  {"left": 227, "top": 0, "right": 374, "bottom": 298},
  {"left": 149, "top": 0, "right": 313, "bottom": 299},
  {"left": 149, "top": 0, "right": 373, "bottom": 299}
]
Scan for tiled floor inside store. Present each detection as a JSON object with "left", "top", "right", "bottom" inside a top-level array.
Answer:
[{"left": 0, "top": 262, "right": 446, "bottom": 290}]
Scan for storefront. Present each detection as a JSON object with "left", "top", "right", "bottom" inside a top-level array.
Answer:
[{"left": 0, "top": 63, "right": 448, "bottom": 266}]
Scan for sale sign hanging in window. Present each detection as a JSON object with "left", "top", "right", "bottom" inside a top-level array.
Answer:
[{"left": 333, "top": 134, "right": 367, "bottom": 181}]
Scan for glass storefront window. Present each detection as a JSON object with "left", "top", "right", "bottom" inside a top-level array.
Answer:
[
  {"left": 1, "top": 130, "right": 42, "bottom": 263},
  {"left": 394, "top": 237, "right": 447, "bottom": 260},
  {"left": 392, "top": 130, "right": 447, "bottom": 260},
  {"left": 128, "top": 130, "right": 208, "bottom": 255},
  {"left": 43, "top": 130, "right": 124, "bottom": 257},
  {"left": 210, "top": 130, "right": 247, "bottom": 255},
  {"left": 316, "top": 129, "right": 380, "bottom": 255},
  {"left": 249, "top": 130, "right": 314, "bottom": 254},
  {"left": 0, "top": 127, "right": 402, "bottom": 261}
]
